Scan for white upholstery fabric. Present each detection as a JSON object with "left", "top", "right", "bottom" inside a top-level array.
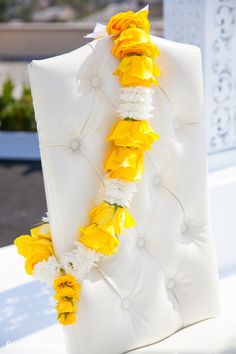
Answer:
[
  {"left": 129, "top": 273, "right": 236, "bottom": 353},
  {"left": 28, "top": 35, "right": 220, "bottom": 354},
  {"left": 128, "top": 319, "right": 236, "bottom": 354}
]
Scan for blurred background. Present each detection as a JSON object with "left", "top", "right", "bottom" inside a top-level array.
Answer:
[{"left": 0, "top": 0, "right": 236, "bottom": 352}]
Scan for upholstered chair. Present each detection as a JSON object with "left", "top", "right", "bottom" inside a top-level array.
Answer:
[{"left": 28, "top": 34, "right": 234, "bottom": 354}]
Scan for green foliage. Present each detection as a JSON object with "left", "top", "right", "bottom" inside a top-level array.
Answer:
[
  {"left": 0, "top": 0, "right": 13, "bottom": 22},
  {"left": 0, "top": 77, "right": 36, "bottom": 131}
]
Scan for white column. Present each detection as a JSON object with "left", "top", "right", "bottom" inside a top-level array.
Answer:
[{"left": 164, "top": 0, "right": 236, "bottom": 164}]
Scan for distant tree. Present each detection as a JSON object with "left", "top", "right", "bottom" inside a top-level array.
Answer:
[
  {"left": 0, "top": 0, "right": 13, "bottom": 21},
  {"left": 20, "top": 0, "right": 37, "bottom": 22},
  {"left": 0, "top": 78, "right": 36, "bottom": 131}
]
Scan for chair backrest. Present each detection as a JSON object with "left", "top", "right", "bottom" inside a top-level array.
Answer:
[{"left": 28, "top": 35, "right": 219, "bottom": 354}]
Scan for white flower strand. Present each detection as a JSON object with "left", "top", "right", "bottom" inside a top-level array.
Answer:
[
  {"left": 118, "top": 86, "right": 154, "bottom": 103},
  {"left": 117, "top": 102, "right": 154, "bottom": 120},
  {"left": 33, "top": 255, "right": 61, "bottom": 285},
  {"left": 33, "top": 242, "right": 103, "bottom": 285},
  {"left": 97, "top": 175, "right": 138, "bottom": 208},
  {"left": 60, "top": 241, "right": 103, "bottom": 282},
  {"left": 117, "top": 86, "right": 154, "bottom": 120}
]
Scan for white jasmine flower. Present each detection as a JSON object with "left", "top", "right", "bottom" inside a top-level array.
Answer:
[
  {"left": 33, "top": 255, "right": 61, "bottom": 285},
  {"left": 60, "top": 242, "right": 103, "bottom": 282},
  {"left": 41, "top": 211, "right": 49, "bottom": 223},
  {"left": 117, "top": 102, "right": 154, "bottom": 120},
  {"left": 97, "top": 175, "right": 137, "bottom": 208},
  {"left": 117, "top": 86, "right": 154, "bottom": 120},
  {"left": 118, "top": 86, "right": 154, "bottom": 103}
]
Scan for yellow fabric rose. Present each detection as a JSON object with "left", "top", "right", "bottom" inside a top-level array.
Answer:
[
  {"left": 14, "top": 233, "right": 54, "bottom": 275},
  {"left": 106, "top": 9, "right": 150, "bottom": 37},
  {"left": 106, "top": 120, "right": 160, "bottom": 150},
  {"left": 53, "top": 274, "right": 80, "bottom": 293},
  {"left": 30, "top": 223, "right": 51, "bottom": 240},
  {"left": 24, "top": 250, "right": 52, "bottom": 275},
  {"left": 57, "top": 312, "right": 77, "bottom": 325},
  {"left": 89, "top": 201, "right": 135, "bottom": 235},
  {"left": 112, "top": 27, "right": 160, "bottom": 59},
  {"left": 55, "top": 300, "right": 78, "bottom": 313},
  {"left": 113, "top": 55, "right": 160, "bottom": 87},
  {"left": 79, "top": 223, "right": 119, "bottom": 255},
  {"left": 53, "top": 274, "right": 80, "bottom": 326},
  {"left": 54, "top": 286, "right": 79, "bottom": 302},
  {"left": 104, "top": 145, "right": 144, "bottom": 181}
]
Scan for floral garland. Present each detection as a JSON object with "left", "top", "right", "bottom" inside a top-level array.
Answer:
[{"left": 14, "top": 7, "right": 160, "bottom": 326}]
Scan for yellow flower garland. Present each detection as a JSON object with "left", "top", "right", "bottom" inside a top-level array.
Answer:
[{"left": 14, "top": 7, "right": 160, "bottom": 326}]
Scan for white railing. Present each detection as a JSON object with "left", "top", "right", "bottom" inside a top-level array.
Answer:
[{"left": 164, "top": 0, "right": 236, "bottom": 161}]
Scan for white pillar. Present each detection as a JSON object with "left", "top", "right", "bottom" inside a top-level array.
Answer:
[{"left": 164, "top": 0, "right": 236, "bottom": 163}]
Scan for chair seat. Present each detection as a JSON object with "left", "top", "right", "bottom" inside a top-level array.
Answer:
[{"left": 128, "top": 274, "right": 236, "bottom": 354}]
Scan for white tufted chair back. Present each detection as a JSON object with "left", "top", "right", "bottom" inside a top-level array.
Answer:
[{"left": 28, "top": 35, "right": 219, "bottom": 354}]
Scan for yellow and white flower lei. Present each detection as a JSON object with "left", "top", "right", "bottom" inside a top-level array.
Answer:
[{"left": 14, "top": 6, "right": 161, "bottom": 326}]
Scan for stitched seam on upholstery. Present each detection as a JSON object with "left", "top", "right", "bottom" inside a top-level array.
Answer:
[
  {"left": 157, "top": 86, "right": 203, "bottom": 126},
  {"left": 88, "top": 41, "right": 117, "bottom": 107},
  {"left": 136, "top": 150, "right": 165, "bottom": 236},
  {"left": 38, "top": 150, "right": 68, "bottom": 256},
  {"left": 96, "top": 265, "right": 137, "bottom": 346},
  {"left": 39, "top": 143, "right": 67, "bottom": 147},
  {"left": 161, "top": 185, "right": 186, "bottom": 219},
  {"left": 123, "top": 326, "right": 182, "bottom": 354},
  {"left": 76, "top": 42, "right": 103, "bottom": 142},
  {"left": 134, "top": 152, "right": 158, "bottom": 234},
  {"left": 87, "top": 42, "right": 100, "bottom": 73},
  {"left": 74, "top": 46, "right": 97, "bottom": 142},
  {"left": 133, "top": 182, "right": 185, "bottom": 326},
  {"left": 76, "top": 90, "right": 96, "bottom": 143},
  {"left": 39, "top": 95, "right": 96, "bottom": 148},
  {"left": 157, "top": 86, "right": 200, "bottom": 123},
  {"left": 78, "top": 148, "right": 105, "bottom": 188},
  {"left": 185, "top": 121, "right": 202, "bottom": 124},
  {"left": 134, "top": 213, "right": 154, "bottom": 244},
  {"left": 155, "top": 86, "right": 175, "bottom": 118},
  {"left": 170, "top": 248, "right": 191, "bottom": 329},
  {"left": 38, "top": 143, "right": 105, "bottom": 188},
  {"left": 146, "top": 144, "right": 191, "bottom": 319},
  {"left": 142, "top": 244, "right": 185, "bottom": 328},
  {"left": 133, "top": 152, "right": 185, "bottom": 329},
  {"left": 87, "top": 41, "right": 118, "bottom": 108},
  {"left": 143, "top": 144, "right": 186, "bottom": 328},
  {"left": 96, "top": 265, "right": 122, "bottom": 299},
  {"left": 85, "top": 42, "right": 119, "bottom": 128},
  {"left": 93, "top": 265, "right": 136, "bottom": 353},
  {"left": 143, "top": 246, "right": 167, "bottom": 279},
  {"left": 100, "top": 86, "right": 117, "bottom": 107},
  {"left": 133, "top": 173, "right": 185, "bottom": 327},
  {"left": 146, "top": 149, "right": 186, "bottom": 218},
  {"left": 146, "top": 141, "right": 175, "bottom": 177}
]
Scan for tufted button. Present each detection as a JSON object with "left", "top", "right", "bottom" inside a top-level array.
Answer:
[
  {"left": 173, "top": 118, "right": 182, "bottom": 131},
  {"left": 153, "top": 174, "right": 161, "bottom": 187},
  {"left": 137, "top": 237, "right": 145, "bottom": 248},
  {"left": 166, "top": 279, "right": 175, "bottom": 290},
  {"left": 70, "top": 139, "right": 80, "bottom": 151},
  {"left": 121, "top": 298, "right": 131, "bottom": 310},
  {"left": 180, "top": 222, "right": 187, "bottom": 233},
  {"left": 90, "top": 75, "right": 102, "bottom": 88}
]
